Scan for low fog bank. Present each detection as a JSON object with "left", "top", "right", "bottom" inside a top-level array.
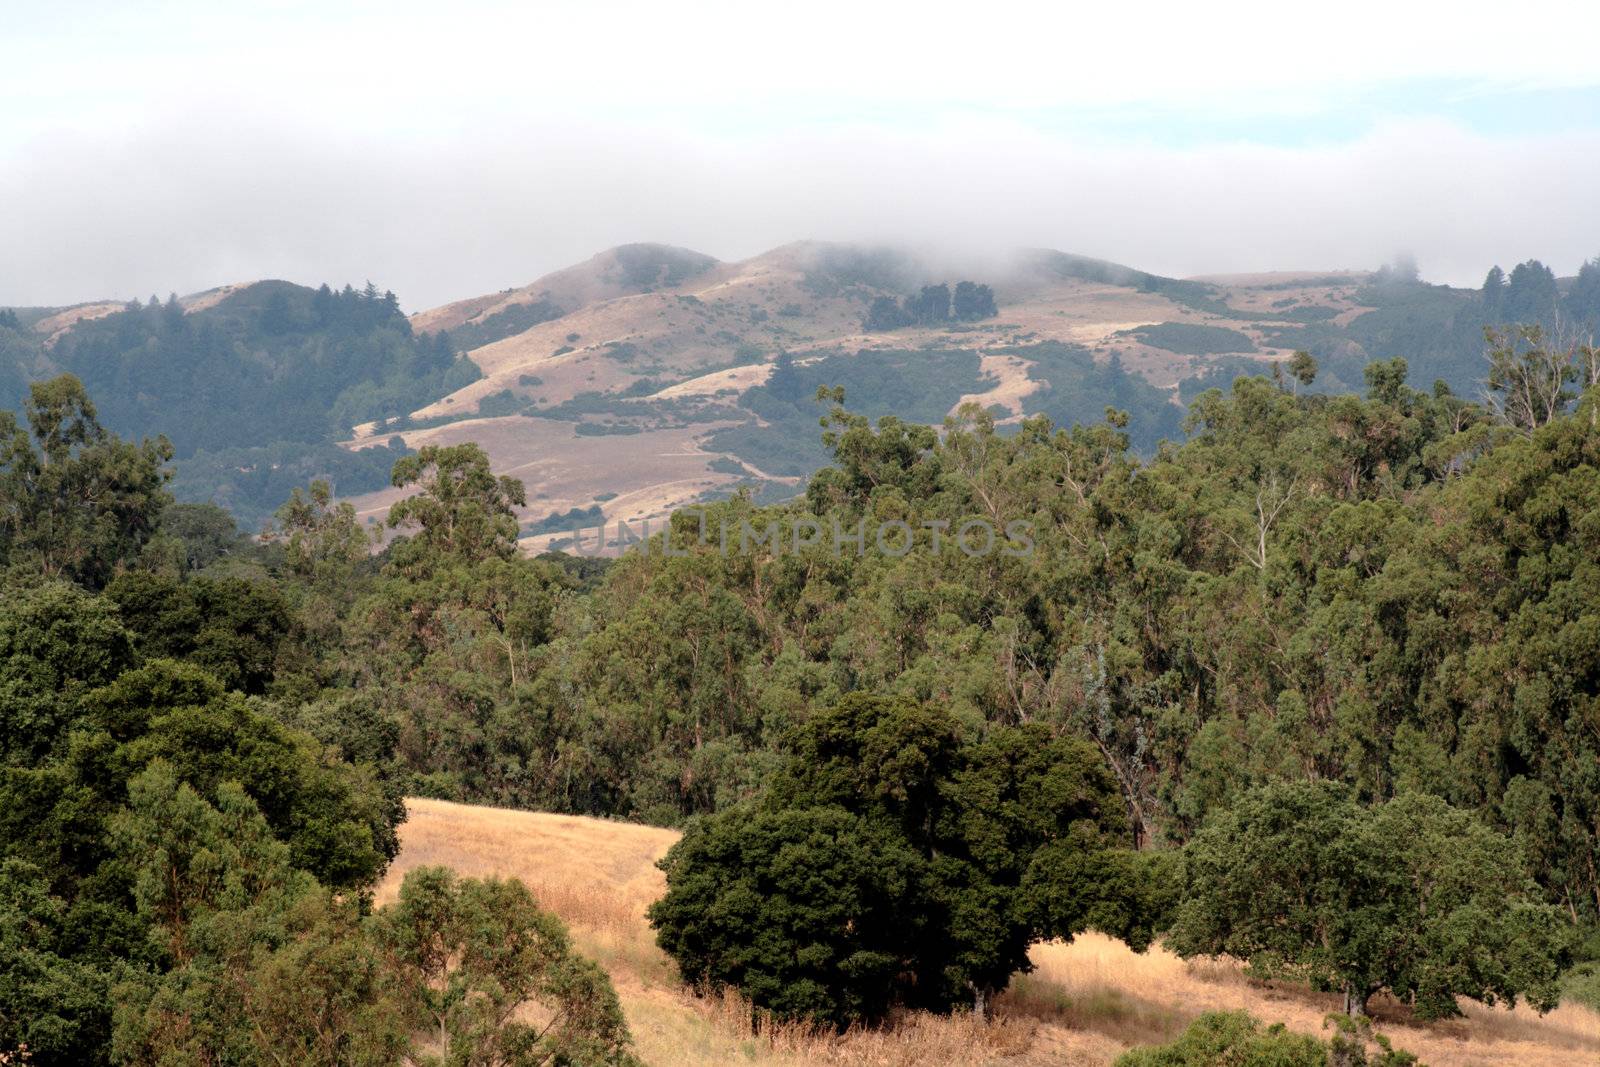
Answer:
[{"left": 4, "top": 112, "right": 1597, "bottom": 311}]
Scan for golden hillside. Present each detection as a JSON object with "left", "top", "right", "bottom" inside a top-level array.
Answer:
[
  {"left": 342, "top": 243, "right": 1385, "bottom": 553},
  {"left": 377, "top": 798, "right": 1600, "bottom": 1067}
]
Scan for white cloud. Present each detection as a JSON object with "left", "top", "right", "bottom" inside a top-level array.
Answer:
[{"left": 3, "top": 1, "right": 1598, "bottom": 307}]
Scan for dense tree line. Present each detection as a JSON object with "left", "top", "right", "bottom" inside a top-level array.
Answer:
[
  {"left": 1272, "top": 254, "right": 1600, "bottom": 397},
  {"left": 1479, "top": 256, "right": 1600, "bottom": 333},
  {"left": 46, "top": 282, "right": 474, "bottom": 458},
  {"left": 198, "top": 348, "right": 1600, "bottom": 936},
  {"left": 0, "top": 281, "right": 481, "bottom": 526},
  {"left": 0, "top": 378, "right": 636, "bottom": 1066},
  {"left": 1169, "top": 781, "right": 1566, "bottom": 1018},
  {"left": 6, "top": 333, "right": 1600, "bottom": 1052},
  {"left": 863, "top": 280, "right": 998, "bottom": 331},
  {"left": 713, "top": 342, "right": 1182, "bottom": 483},
  {"left": 291, "top": 352, "right": 1598, "bottom": 1025}
]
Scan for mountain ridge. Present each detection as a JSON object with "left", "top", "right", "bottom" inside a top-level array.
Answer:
[{"left": 7, "top": 242, "right": 1594, "bottom": 550}]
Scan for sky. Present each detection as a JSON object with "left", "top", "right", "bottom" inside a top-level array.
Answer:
[{"left": 4, "top": 0, "right": 1599, "bottom": 311}]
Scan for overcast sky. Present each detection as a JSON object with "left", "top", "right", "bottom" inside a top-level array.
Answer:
[{"left": 5, "top": 0, "right": 1600, "bottom": 311}]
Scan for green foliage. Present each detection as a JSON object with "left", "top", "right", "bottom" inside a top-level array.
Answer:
[
  {"left": 524, "top": 504, "right": 603, "bottom": 536},
  {"left": 952, "top": 280, "right": 999, "bottom": 321},
  {"left": 105, "top": 572, "right": 291, "bottom": 694},
  {"left": 1177, "top": 355, "right": 1278, "bottom": 403},
  {"left": 0, "top": 550, "right": 406, "bottom": 1066},
  {"left": 47, "top": 283, "right": 476, "bottom": 458},
  {"left": 1483, "top": 323, "right": 1586, "bottom": 430},
  {"left": 1566, "top": 255, "right": 1600, "bottom": 334},
  {"left": 338, "top": 454, "right": 574, "bottom": 803},
  {"left": 373, "top": 866, "right": 639, "bottom": 1066},
  {"left": 862, "top": 280, "right": 997, "bottom": 331},
  {"left": 4, "top": 284, "right": 457, "bottom": 528},
  {"left": 108, "top": 800, "right": 636, "bottom": 1066},
  {"left": 151, "top": 502, "right": 252, "bottom": 573},
  {"left": 111, "top": 763, "right": 315, "bottom": 967},
  {"left": 1169, "top": 782, "right": 1569, "bottom": 1018},
  {"left": 387, "top": 443, "right": 526, "bottom": 570},
  {"left": 0, "top": 375, "right": 172, "bottom": 589},
  {"left": 611, "top": 243, "right": 717, "bottom": 291},
  {"left": 10, "top": 363, "right": 1600, "bottom": 1060},
  {"left": 801, "top": 246, "right": 918, "bottom": 297},
  {"left": 649, "top": 695, "right": 1162, "bottom": 1025},
  {"left": 366, "top": 363, "right": 1600, "bottom": 977},
  {"left": 1563, "top": 959, "right": 1600, "bottom": 1012},
  {"left": 1013, "top": 342, "right": 1183, "bottom": 451},
  {"left": 1025, "top": 249, "right": 1250, "bottom": 320},
  {"left": 84, "top": 659, "right": 401, "bottom": 887},
  {"left": 574, "top": 422, "right": 643, "bottom": 436},
  {"left": 446, "top": 299, "right": 563, "bottom": 351},
  {"left": 1123, "top": 322, "right": 1257, "bottom": 355},
  {"left": 472, "top": 388, "right": 525, "bottom": 418},
  {"left": 0, "top": 579, "right": 133, "bottom": 762},
  {"left": 1114, "top": 1011, "right": 1419, "bottom": 1067},
  {"left": 649, "top": 804, "right": 922, "bottom": 1024},
  {"left": 1289, "top": 349, "right": 1319, "bottom": 387},
  {"left": 707, "top": 348, "right": 987, "bottom": 476},
  {"left": 270, "top": 479, "right": 373, "bottom": 585},
  {"left": 0, "top": 859, "right": 112, "bottom": 1063},
  {"left": 169, "top": 436, "right": 410, "bottom": 531},
  {"left": 1113, "top": 1012, "right": 1327, "bottom": 1067}
]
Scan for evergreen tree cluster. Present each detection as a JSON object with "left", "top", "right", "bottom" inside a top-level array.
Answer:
[
  {"left": 863, "top": 280, "right": 998, "bottom": 331},
  {"left": 48, "top": 282, "right": 473, "bottom": 458},
  {"left": 0, "top": 280, "right": 484, "bottom": 526},
  {"left": 1476, "top": 258, "right": 1587, "bottom": 327}
]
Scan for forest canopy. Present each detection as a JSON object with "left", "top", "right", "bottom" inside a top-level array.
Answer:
[{"left": 3, "top": 311, "right": 1600, "bottom": 1057}]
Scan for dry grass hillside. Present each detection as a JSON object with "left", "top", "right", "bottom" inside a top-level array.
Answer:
[
  {"left": 395, "top": 242, "right": 1315, "bottom": 423},
  {"left": 30, "top": 301, "right": 125, "bottom": 345},
  {"left": 376, "top": 798, "right": 1600, "bottom": 1067},
  {"left": 340, "top": 244, "right": 1388, "bottom": 553}
]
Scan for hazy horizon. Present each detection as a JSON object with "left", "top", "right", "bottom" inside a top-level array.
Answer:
[{"left": 6, "top": 0, "right": 1600, "bottom": 311}]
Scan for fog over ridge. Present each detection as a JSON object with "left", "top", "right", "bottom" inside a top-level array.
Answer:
[
  {"left": 5, "top": 111, "right": 1597, "bottom": 312},
  {"left": 5, "top": 1, "right": 1599, "bottom": 310}
]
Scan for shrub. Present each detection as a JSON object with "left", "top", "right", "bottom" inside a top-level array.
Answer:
[{"left": 1114, "top": 1012, "right": 1326, "bottom": 1067}]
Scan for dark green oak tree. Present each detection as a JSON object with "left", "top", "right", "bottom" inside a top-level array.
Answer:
[
  {"left": 650, "top": 694, "right": 1170, "bottom": 1025},
  {"left": 1168, "top": 781, "right": 1569, "bottom": 1018}
]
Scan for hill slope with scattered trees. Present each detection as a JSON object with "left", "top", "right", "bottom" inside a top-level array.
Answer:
[{"left": 5, "top": 272, "right": 1600, "bottom": 1062}]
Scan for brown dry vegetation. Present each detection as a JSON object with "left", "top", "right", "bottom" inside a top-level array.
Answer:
[
  {"left": 176, "top": 282, "right": 252, "bottom": 315},
  {"left": 363, "top": 252, "right": 1266, "bottom": 541},
  {"left": 31, "top": 301, "right": 125, "bottom": 346},
  {"left": 376, "top": 798, "right": 1600, "bottom": 1067},
  {"left": 339, "top": 415, "right": 742, "bottom": 546},
  {"left": 329, "top": 248, "right": 1430, "bottom": 553},
  {"left": 952, "top": 354, "right": 1041, "bottom": 421},
  {"left": 385, "top": 252, "right": 1359, "bottom": 530}
]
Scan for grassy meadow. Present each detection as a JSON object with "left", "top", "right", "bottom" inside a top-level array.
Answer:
[{"left": 376, "top": 799, "right": 1600, "bottom": 1067}]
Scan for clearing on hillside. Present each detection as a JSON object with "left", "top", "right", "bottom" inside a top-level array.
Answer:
[{"left": 378, "top": 798, "right": 1600, "bottom": 1067}]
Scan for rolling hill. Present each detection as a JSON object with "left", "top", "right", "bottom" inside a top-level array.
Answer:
[
  {"left": 6, "top": 242, "right": 1592, "bottom": 545},
  {"left": 338, "top": 243, "right": 1515, "bottom": 553},
  {"left": 0, "top": 280, "right": 478, "bottom": 526},
  {"left": 377, "top": 797, "right": 1600, "bottom": 1067}
]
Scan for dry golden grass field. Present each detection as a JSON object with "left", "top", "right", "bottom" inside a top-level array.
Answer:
[{"left": 375, "top": 798, "right": 1600, "bottom": 1067}]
